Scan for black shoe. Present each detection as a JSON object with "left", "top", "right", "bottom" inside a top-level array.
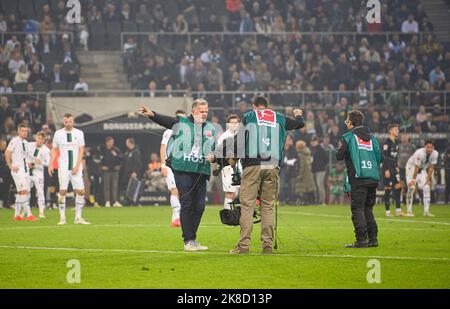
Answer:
[
  {"left": 345, "top": 241, "right": 368, "bottom": 248},
  {"left": 368, "top": 240, "right": 379, "bottom": 247}
]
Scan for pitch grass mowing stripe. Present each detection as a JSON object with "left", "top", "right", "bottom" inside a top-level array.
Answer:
[
  {"left": 1, "top": 245, "right": 449, "bottom": 262},
  {"left": 0, "top": 223, "right": 448, "bottom": 232},
  {"left": 280, "top": 211, "right": 450, "bottom": 226}
]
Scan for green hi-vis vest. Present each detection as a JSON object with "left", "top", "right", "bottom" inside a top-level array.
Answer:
[
  {"left": 243, "top": 109, "right": 286, "bottom": 164},
  {"left": 170, "top": 116, "right": 216, "bottom": 176},
  {"left": 342, "top": 130, "right": 381, "bottom": 181}
]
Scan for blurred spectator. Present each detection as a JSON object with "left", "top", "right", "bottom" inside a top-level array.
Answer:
[
  {"left": 415, "top": 105, "right": 427, "bottom": 124},
  {"left": 73, "top": 78, "right": 89, "bottom": 92},
  {"left": 310, "top": 135, "right": 328, "bottom": 205},
  {"left": 101, "top": 137, "right": 123, "bottom": 208},
  {"left": 294, "top": 140, "right": 316, "bottom": 205},
  {"left": 329, "top": 161, "right": 346, "bottom": 204},
  {"left": 445, "top": 148, "right": 450, "bottom": 204},
  {"left": 14, "top": 102, "right": 33, "bottom": 128},
  {"left": 28, "top": 64, "right": 47, "bottom": 84},
  {"left": 14, "top": 64, "right": 30, "bottom": 84},
  {"left": 0, "top": 79, "right": 12, "bottom": 94},
  {"left": 401, "top": 14, "right": 419, "bottom": 33},
  {"left": 122, "top": 138, "right": 142, "bottom": 206},
  {"left": 429, "top": 65, "right": 446, "bottom": 86},
  {"left": 49, "top": 64, "right": 63, "bottom": 83},
  {"left": 0, "top": 96, "right": 13, "bottom": 125},
  {"left": 173, "top": 14, "right": 188, "bottom": 33},
  {"left": 8, "top": 52, "right": 25, "bottom": 75},
  {"left": 147, "top": 153, "right": 161, "bottom": 174}
]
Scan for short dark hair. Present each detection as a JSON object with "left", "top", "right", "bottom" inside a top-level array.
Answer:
[
  {"left": 127, "top": 137, "right": 135, "bottom": 145},
  {"left": 424, "top": 140, "right": 434, "bottom": 146},
  {"left": 387, "top": 123, "right": 399, "bottom": 132},
  {"left": 227, "top": 114, "right": 240, "bottom": 123},
  {"left": 64, "top": 113, "right": 73, "bottom": 118},
  {"left": 348, "top": 110, "right": 364, "bottom": 127},
  {"left": 106, "top": 136, "right": 114, "bottom": 142},
  {"left": 175, "top": 109, "right": 186, "bottom": 115},
  {"left": 18, "top": 123, "right": 28, "bottom": 130},
  {"left": 252, "top": 95, "right": 268, "bottom": 108}
]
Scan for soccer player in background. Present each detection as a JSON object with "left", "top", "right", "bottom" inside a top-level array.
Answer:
[
  {"left": 5, "top": 124, "right": 38, "bottom": 221},
  {"left": 382, "top": 124, "right": 405, "bottom": 217},
  {"left": 28, "top": 131, "right": 51, "bottom": 218},
  {"left": 49, "top": 113, "right": 90, "bottom": 225},
  {"left": 405, "top": 141, "right": 439, "bottom": 217},
  {"left": 160, "top": 110, "right": 186, "bottom": 227},
  {"left": 216, "top": 114, "right": 241, "bottom": 210}
]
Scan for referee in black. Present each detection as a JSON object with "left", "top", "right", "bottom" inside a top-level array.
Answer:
[{"left": 382, "top": 124, "right": 405, "bottom": 217}]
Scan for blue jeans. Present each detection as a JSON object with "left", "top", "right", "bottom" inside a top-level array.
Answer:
[{"left": 174, "top": 171, "right": 208, "bottom": 243}]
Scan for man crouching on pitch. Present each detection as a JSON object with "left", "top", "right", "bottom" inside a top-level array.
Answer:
[{"left": 337, "top": 110, "right": 382, "bottom": 248}]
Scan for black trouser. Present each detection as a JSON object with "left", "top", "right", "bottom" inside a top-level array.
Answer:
[
  {"left": 350, "top": 185, "right": 378, "bottom": 243},
  {"left": 383, "top": 168, "right": 401, "bottom": 211},
  {"left": 174, "top": 171, "right": 208, "bottom": 244},
  {"left": 0, "top": 171, "right": 11, "bottom": 206},
  {"left": 445, "top": 169, "right": 450, "bottom": 204}
]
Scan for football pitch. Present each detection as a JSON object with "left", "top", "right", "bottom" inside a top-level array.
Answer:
[{"left": 0, "top": 204, "right": 449, "bottom": 289}]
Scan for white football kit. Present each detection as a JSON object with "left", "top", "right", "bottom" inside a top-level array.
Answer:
[
  {"left": 161, "top": 129, "right": 176, "bottom": 190},
  {"left": 161, "top": 128, "right": 180, "bottom": 224},
  {"left": 406, "top": 148, "right": 438, "bottom": 188},
  {"left": 28, "top": 142, "right": 51, "bottom": 215},
  {"left": 53, "top": 128, "right": 85, "bottom": 191},
  {"left": 7, "top": 136, "right": 30, "bottom": 192},
  {"left": 405, "top": 147, "right": 439, "bottom": 216}
]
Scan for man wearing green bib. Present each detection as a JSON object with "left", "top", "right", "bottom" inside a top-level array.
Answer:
[
  {"left": 337, "top": 110, "right": 382, "bottom": 248},
  {"left": 139, "top": 99, "right": 216, "bottom": 252}
]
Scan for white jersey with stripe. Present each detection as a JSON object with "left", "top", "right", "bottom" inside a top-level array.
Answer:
[
  {"left": 6, "top": 136, "right": 30, "bottom": 173},
  {"left": 28, "top": 142, "right": 51, "bottom": 176},
  {"left": 161, "top": 129, "right": 173, "bottom": 158},
  {"left": 406, "top": 148, "right": 438, "bottom": 170},
  {"left": 53, "top": 127, "right": 85, "bottom": 171}
]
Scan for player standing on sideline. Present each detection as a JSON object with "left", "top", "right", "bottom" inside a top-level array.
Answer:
[
  {"left": 160, "top": 110, "right": 186, "bottom": 227},
  {"left": 5, "top": 124, "right": 38, "bottom": 221},
  {"left": 28, "top": 131, "right": 51, "bottom": 218},
  {"left": 216, "top": 114, "right": 241, "bottom": 210},
  {"left": 382, "top": 124, "right": 405, "bottom": 217},
  {"left": 405, "top": 141, "right": 438, "bottom": 217},
  {"left": 337, "top": 110, "right": 382, "bottom": 248},
  {"left": 49, "top": 113, "right": 90, "bottom": 225}
]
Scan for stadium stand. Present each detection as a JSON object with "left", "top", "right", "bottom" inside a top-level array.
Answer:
[{"left": 0, "top": 0, "right": 449, "bottom": 206}]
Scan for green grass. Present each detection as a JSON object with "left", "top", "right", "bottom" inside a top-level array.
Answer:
[{"left": 0, "top": 204, "right": 449, "bottom": 289}]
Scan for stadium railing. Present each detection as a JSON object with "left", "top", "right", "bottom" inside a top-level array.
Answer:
[
  {"left": 120, "top": 31, "right": 449, "bottom": 51},
  {"left": 48, "top": 90, "right": 449, "bottom": 112}
]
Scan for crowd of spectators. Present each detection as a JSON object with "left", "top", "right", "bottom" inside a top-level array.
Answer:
[{"left": 0, "top": 0, "right": 83, "bottom": 109}]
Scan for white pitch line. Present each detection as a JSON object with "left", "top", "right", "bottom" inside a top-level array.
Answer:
[
  {"left": 0, "top": 223, "right": 447, "bottom": 232},
  {"left": 280, "top": 211, "right": 450, "bottom": 226},
  {"left": 0, "top": 245, "right": 449, "bottom": 262}
]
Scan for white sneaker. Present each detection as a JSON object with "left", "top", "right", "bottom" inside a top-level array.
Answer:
[
  {"left": 194, "top": 241, "right": 208, "bottom": 251},
  {"left": 385, "top": 211, "right": 392, "bottom": 217},
  {"left": 105, "top": 201, "right": 111, "bottom": 208},
  {"left": 424, "top": 212, "right": 435, "bottom": 217},
  {"left": 113, "top": 202, "right": 122, "bottom": 208},
  {"left": 184, "top": 241, "right": 208, "bottom": 252},
  {"left": 93, "top": 202, "right": 101, "bottom": 208},
  {"left": 58, "top": 220, "right": 66, "bottom": 225},
  {"left": 39, "top": 213, "right": 46, "bottom": 219},
  {"left": 74, "top": 218, "right": 91, "bottom": 225},
  {"left": 405, "top": 212, "right": 415, "bottom": 217}
]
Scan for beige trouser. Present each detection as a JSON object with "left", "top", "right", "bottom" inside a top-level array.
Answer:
[{"left": 238, "top": 165, "right": 279, "bottom": 250}]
